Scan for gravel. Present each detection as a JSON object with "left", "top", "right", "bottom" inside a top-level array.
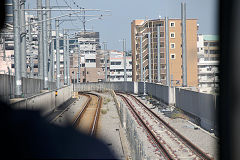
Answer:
[
  {"left": 133, "top": 94, "right": 219, "bottom": 160},
  {"left": 95, "top": 91, "right": 125, "bottom": 159}
]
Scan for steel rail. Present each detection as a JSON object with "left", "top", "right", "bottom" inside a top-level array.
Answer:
[
  {"left": 127, "top": 93, "right": 213, "bottom": 160},
  {"left": 88, "top": 93, "right": 102, "bottom": 136},
  {"left": 117, "top": 93, "right": 173, "bottom": 160},
  {"left": 73, "top": 92, "right": 102, "bottom": 136},
  {"left": 72, "top": 93, "right": 91, "bottom": 128}
]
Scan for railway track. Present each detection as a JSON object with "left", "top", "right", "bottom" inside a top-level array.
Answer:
[
  {"left": 117, "top": 93, "right": 213, "bottom": 160},
  {"left": 73, "top": 92, "right": 102, "bottom": 136},
  {"left": 51, "top": 92, "right": 102, "bottom": 136}
]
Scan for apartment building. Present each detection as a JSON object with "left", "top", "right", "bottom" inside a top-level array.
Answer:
[
  {"left": 197, "top": 34, "right": 219, "bottom": 94},
  {"left": 131, "top": 18, "right": 198, "bottom": 87},
  {"left": 96, "top": 50, "right": 110, "bottom": 81},
  {"left": 109, "top": 51, "right": 132, "bottom": 81}
]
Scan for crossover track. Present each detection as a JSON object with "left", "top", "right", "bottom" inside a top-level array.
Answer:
[
  {"left": 117, "top": 93, "right": 213, "bottom": 160},
  {"left": 73, "top": 92, "right": 102, "bottom": 136}
]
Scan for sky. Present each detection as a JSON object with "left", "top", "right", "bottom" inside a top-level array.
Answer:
[{"left": 28, "top": 0, "right": 218, "bottom": 51}]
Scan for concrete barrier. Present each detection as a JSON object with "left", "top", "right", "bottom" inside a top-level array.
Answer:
[
  {"left": 74, "top": 82, "right": 135, "bottom": 93},
  {"left": 0, "top": 74, "right": 56, "bottom": 102},
  {"left": 10, "top": 85, "right": 72, "bottom": 116},
  {"left": 175, "top": 88, "right": 217, "bottom": 133}
]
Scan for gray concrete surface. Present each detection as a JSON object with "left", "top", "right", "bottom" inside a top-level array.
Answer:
[
  {"left": 10, "top": 85, "right": 72, "bottom": 116},
  {"left": 96, "top": 91, "right": 125, "bottom": 159},
  {"left": 175, "top": 88, "right": 218, "bottom": 133},
  {"left": 0, "top": 74, "right": 56, "bottom": 102}
]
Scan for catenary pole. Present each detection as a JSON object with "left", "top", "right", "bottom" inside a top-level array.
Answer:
[
  {"left": 78, "top": 40, "right": 81, "bottom": 83},
  {"left": 13, "top": 0, "right": 22, "bottom": 97},
  {"left": 67, "top": 33, "right": 70, "bottom": 85},
  {"left": 123, "top": 38, "right": 127, "bottom": 81},
  {"left": 37, "top": 0, "right": 43, "bottom": 79},
  {"left": 55, "top": 19, "right": 60, "bottom": 89},
  {"left": 63, "top": 29, "right": 67, "bottom": 85},
  {"left": 165, "top": 17, "right": 170, "bottom": 86},
  {"left": 46, "top": 0, "right": 52, "bottom": 82},
  {"left": 28, "top": 18, "right": 34, "bottom": 78},
  {"left": 104, "top": 43, "right": 108, "bottom": 82},
  {"left": 20, "top": 0, "right": 26, "bottom": 78},
  {"left": 148, "top": 32, "right": 152, "bottom": 83},
  {"left": 182, "top": 2, "right": 187, "bottom": 86},
  {"left": 157, "top": 26, "right": 161, "bottom": 83},
  {"left": 140, "top": 36, "right": 143, "bottom": 82},
  {"left": 43, "top": 8, "right": 48, "bottom": 89}
]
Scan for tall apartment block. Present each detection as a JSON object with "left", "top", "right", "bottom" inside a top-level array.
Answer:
[
  {"left": 197, "top": 34, "right": 219, "bottom": 93},
  {"left": 131, "top": 18, "right": 198, "bottom": 87}
]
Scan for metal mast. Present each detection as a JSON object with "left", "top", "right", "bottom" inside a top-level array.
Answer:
[
  {"left": 13, "top": 0, "right": 22, "bottom": 97},
  {"left": 181, "top": 2, "right": 187, "bottom": 86},
  {"left": 20, "top": 0, "right": 26, "bottom": 77},
  {"left": 148, "top": 32, "right": 152, "bottom": 83},
  {"left": 165, "top": 17, "right": 170, "bottom": 86},
  {"left": 157, "top": 26, "right": 161, "bottom": 83},
  {"left": 37, "top": 0, "right": 43, "bottom": 79},
  {"left": 43, "top": 7, "right": 48, "bottom": 89},
  {"left": 55, "top": 19, "right": 60, "bottom": 89},
  {"left": 63, "top": 29, "right": 67, "bottom": 85}
]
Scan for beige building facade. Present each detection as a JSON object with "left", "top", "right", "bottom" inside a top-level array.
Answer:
[{"left": 131, "top": 18, "right": 198, "bottom": 87}]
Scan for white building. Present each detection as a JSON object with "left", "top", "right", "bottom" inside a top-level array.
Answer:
[
  {"left": 197, "top": 34, "right": 219, "bottom": 94},
  {"left": 109, "top": 51, "right": 132, "bottom": 82}
]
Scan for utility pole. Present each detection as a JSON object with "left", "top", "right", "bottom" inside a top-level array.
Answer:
[
  {"left": 63, "top": 29, "right": 67, "bottom": 85},
  {"left": 55, "top": 19, "right": 60, "bottom": 89},
  {"left": 182, "top": 2, "right": 187, "bottom": 87},
  {"left": 148, "top": 32, "right": 152, "bottom": 83},
  {"left": 37, "top": 0, "right": 43, "bottom": 79},
  {"left": 20, "top": 0, "right": 26, "bottom": 77},
  {"left": 28, "top": 18, "right": 34, "bottom": 78},
  {"left": 123, "top": 38, "right": 127, "bottom": 82},
  {"left": 13, "top": 0, "right": 22, "bottom": 97},
  {"left": 43, "top": 7, "right": 48, "bottom": 89},
  {"left": 157, "top": 26, "right": 161, "bottom": 83},
  {"left": 165, "top": 17, "right": 170, "bottom": 86}
]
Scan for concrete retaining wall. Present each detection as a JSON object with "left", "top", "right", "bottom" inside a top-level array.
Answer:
[
  {"left": 175, "top": 88, "right": 217, "bottom": 132},
  {"left": 0, "top": 74, "right": 56, "bottom": 102},
  {"left": 138, "top": 82, "right": 170, "bottom": 105},
  {"left": 74, "top": 82, "right": 135, "bottom": 93},
  {"left": 10, "top": 85, "right": 72, "bottom": 116}
]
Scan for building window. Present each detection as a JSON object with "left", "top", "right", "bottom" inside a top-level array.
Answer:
[
  {"left": 170, "top": 22, "right": 175, "bottom": 27},
  {"left": 111, "top": 61, "right": 121, "bottom": 65},
  {"left": 160, "top": 53, "right": 164, "bottom": 58},
  {"left": 160, "top": 42, "right": 164, "bottom": 48},
  {"left": 170, "top": 43, "right": 175, "bottom": 49},
  {"left": 204, "top": 42, "right": 208, "bottom": 46},
  {"left": 156, "top": 21, "right": 164, "bottom": 26},
  {"left": 170, "top": 32, "right": 175, "bottom": 38},
  {"left": 170, "top": 54, "right": 176, "bottom": 59},
  {"left": 160, "top": 32, "right": 164, "bottom": 37}
]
